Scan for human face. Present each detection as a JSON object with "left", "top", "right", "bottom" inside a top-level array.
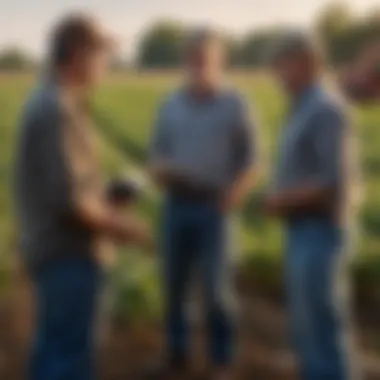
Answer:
[
  {"left": 73, "top": 48, "right": 110, "bottom": 88},
  {"left": 186, "top": 39, "right": 226, "bottom": 90},
  {"left": 272, "top": 52, "right": 311, "bottom": 95}
]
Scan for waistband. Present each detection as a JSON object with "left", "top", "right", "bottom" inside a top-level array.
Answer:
[{"left": 168, "top": 182, "right": 222, "bottom": 203}]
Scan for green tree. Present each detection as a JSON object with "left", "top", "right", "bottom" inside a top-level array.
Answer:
[
  {"left": 315, "top": 3, "right": 352, "bottom": 65},
  {"left": 0, "top": 47, "right": 33, "bottom": 70},
  {"left": 314, "top": 3, "right": 380, "bottom": 65},
  {"left": 240, "top": 29, "right": 283, "bottom": 67},
  {"left": 316, "top": 2, "right": 352, "bottom": 41},
  {"left": 138, "top": 21, "right": 185, "bottom": 68},
  {"left": 225, "top": 36, "right": 242, "bottom": 67}
]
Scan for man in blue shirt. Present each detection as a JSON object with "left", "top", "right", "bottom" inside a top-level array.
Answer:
[
  {"left": 266, "top": 31, "right": 361, "bottom": 380},
  {"left": 149, "top": 29, "right": 259, "bottom": 380}
]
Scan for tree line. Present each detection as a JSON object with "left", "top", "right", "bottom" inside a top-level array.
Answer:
[
  {"left": 0, "top": 3, "right": 380, "bottom": 71},
  {"left": 138, "top": 3, "right": 380, "bottom": 68}
]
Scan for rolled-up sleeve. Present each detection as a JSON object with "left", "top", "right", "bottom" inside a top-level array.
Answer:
[
  {"left": 233, "top": 96, "right": 258, "bottom": 174},
  {"left": 311, "top": 105, "right": 347, "bottom": 187}
]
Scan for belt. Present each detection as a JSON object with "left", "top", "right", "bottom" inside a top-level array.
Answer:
[
  {"left": 168, "top": 182, "right": 221, "bottom": 203},
  {"left": 285, "top": 205, "right": 335, "bottom": 222}
]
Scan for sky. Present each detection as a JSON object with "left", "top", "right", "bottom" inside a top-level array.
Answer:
[{"left": 0, "top": 0, "right": 378, "bottom": 58}]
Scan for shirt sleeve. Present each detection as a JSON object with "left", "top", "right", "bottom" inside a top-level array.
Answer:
[
  {"left": 149, "top": 100, "right": 170, "bottom": 163},
  {"left": 37, "top": 98, "right": 103, "bottom": 222},
  {"left": 31, "top": 100, "right": 72, "bottom": 216},
  {"left": 232, "top": 95, "right": 258, "bottom": 175},
  {"left": 62, "top": 102, "right": 106, "bottom": 222},
  {"left": 310, "top": 104, "right": 347, "bottom": 187}
]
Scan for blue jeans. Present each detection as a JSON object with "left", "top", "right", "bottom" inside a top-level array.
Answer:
[
  {"left": 285, "top": 217, "right": 352, "bottom": 380},
  {"left": 29, "top": 257, "right": 102, "bottom": 380},
  {"left": 161, "top": 196, "right": 234, "bottom": 367}
]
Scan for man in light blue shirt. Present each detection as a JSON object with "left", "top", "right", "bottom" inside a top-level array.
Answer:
[
  {"left": 266, "top": 31, "right": 361, "bottom": 380},
  {"left": 149, "top": 29, "right": 259, "bottom": 380}
]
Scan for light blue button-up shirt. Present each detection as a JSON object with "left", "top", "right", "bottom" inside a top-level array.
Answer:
[
  {"left": 272, "top": 84, "right": 355, "bottom": 220},
  {"left": 150, "top": 87, "right": 258, "bottom": 190}
]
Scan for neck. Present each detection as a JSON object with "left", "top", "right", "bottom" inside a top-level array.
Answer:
[
  {"left": 54, "top": 66, "right": 88, "bottom": 98},
  {"left": 187, "top": 80, "right": 220, "bottom": 98},
  {"left": 291, "top": 76, "right": 319, "bottom": 99}
]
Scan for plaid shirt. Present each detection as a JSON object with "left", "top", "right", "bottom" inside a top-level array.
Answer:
[{"left": 15, "top": 78, "right": 105, "bottom": 268}]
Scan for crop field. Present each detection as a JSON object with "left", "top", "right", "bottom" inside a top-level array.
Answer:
[
  {"left": 1, "top": 72, "right": 380, "bottom": 255},
  {"left": 0, "top": 72, "right": 380, "bottom": 296},
  {"left": 1, "top": 72, "right": 380, "bottom": 379}
]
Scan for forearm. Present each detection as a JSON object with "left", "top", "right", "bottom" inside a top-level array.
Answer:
[
  {"left": 150, "top": 159, "right": 193, "bottom": 189},
  {"left": 225, "top": 166, "right": 258, "bottom": 209},
  {"left": 73, "top": 195, "right": 119, "bottom": 235},
  {"left": 273, "top": 182, "right": 333, "bottom": 212},
  {"left": 74, "top": 196, "right": 147, "bottom": 245}
]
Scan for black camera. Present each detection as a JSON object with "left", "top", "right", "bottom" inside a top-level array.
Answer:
[{"left": 106, "top": 178, "right": 142, "bottom": 204}]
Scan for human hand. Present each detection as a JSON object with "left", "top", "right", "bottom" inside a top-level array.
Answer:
[
  {"left": 111, "top": 214, "right": 154, "bottom": 252},
  {"left": 219, "top": 188, "right": 242, "bottom": 213},
  {"left": 151, "top": 159, "right": 178, "bottom": 185},
  {"left": 264, "top": 193, "right": 285, "bottom": 216},
  {"left": 128, "top": 219, "right": 155, "bottom": 252}
]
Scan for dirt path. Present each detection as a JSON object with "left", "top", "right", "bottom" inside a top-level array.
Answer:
[{"left": 1, "top": 283, "right": 380, "bottom": 380}]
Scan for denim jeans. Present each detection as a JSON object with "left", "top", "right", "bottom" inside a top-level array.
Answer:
[
  {"left": 161, "top": 195, "right": 234, "bottom": 367},
  {"left": 285, "top": 217, "right": 354, "bottom": 380},
  {"left": 29, "top": 257, "right": 102, "bottom": 380}
]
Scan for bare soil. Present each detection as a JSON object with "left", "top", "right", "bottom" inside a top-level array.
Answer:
[{"left": 0, "top": 275, "right": 380, "bottom": 380}]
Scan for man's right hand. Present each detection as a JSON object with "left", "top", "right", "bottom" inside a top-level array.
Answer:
[
  {"left": 110, "top": 214, "right": 154, "bottom": 251},
  {"left": 151, "top": 159, "right": 179, "bottom": 186}
]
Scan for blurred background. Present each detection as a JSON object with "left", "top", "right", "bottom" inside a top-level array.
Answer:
[{"left": 1, "top": 0, "right": 380, "bottom": 379}]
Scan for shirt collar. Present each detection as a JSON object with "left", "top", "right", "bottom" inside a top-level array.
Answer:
[
  {"left": 291, "top": 82, "right": 321, "bottom": 113},
  {"left": 181, "top": 83, "right": 223, "bottom": 103},
  {"left": 43, "top": 68, "right": 91, "bottom": 112}
]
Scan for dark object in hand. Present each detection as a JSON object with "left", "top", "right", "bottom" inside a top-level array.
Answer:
[{"left": 106, "top": 178, "right": 142, "bottom": 205}]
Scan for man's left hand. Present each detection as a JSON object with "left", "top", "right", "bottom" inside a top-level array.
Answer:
[
  {"left": 264, "top": 193, "right": 287, "bottom": 217},
  {"left": 220, "top": 187, "right": 245, "bottom": 213},
  {"left": 220, "top": 168, "right": 258, "bottom": 213}
]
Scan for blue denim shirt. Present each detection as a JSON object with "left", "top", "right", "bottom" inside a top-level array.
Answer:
[{"left": 272, "top": 84, "right": 357, "bottom": 220}]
